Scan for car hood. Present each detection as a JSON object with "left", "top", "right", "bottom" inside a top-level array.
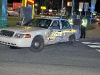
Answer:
[{"left": 0, "top": 26, "right": 46, "bottom": 33}]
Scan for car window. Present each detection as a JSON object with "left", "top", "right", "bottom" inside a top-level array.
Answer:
[
  {"left": 51, "top": 20, "right": 60, "bottom": 29},
  {"left": 61, "top": 20, "right": 71, "bottom": 29},
  {"left": 23, "top": 19, "right": 52, "bottom": 29}
]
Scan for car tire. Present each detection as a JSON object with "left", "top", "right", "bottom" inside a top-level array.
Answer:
[
  {"left": 7, "top": 13, "right": 10, "bottom": 16},
  {"left": 68, "top": 34, "right": 76, "bottom": 45},
  {"left": 29, "top": 36, "right": 44, "bottom": 53}
]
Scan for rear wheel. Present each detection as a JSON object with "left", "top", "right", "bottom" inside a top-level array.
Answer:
[
  {"left": 29, "top": 36, "right": 44, "bottom": 52},
  {"left": 68, "top": 34, "right": 76, "bottom": 45}
]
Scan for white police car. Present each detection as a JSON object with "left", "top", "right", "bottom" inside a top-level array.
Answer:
[{"left": 0, "top": 16, "right": 80, "bottom": 52}]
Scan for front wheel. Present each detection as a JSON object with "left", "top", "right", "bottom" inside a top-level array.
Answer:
[{"left": 29, "top": 36, "right": 44, "bottom": 53}]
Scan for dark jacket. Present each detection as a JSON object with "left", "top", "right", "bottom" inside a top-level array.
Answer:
[{"left": 73, "top": 19, "right": 82, "bottom": 26}]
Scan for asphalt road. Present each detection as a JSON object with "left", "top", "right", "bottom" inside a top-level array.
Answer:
[{"left": 0, "top": 38, "right": 100, "bottom": 75}]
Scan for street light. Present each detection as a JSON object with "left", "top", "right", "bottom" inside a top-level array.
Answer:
[{"left": 35, "top": 3, "right": 38, "bottom": 15}]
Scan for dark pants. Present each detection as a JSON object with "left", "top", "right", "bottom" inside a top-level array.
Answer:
[{"left": 80, "top": 26, "right": 86, "bottom": 39}]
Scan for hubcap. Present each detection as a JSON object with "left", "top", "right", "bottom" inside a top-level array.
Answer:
[{"left": 34, "top": 42, "right": 40, "bottom": 47}]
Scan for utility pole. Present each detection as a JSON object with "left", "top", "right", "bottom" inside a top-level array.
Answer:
[
  {"left": 42, "top": 0, "right": 43, "bottom": 15},
  {"left": 0, "top": 0, "right": 7, "bottom": 28},
  {"left": 61, "top": 0, "right": 64, "bottom": 18},
  {"left": 71, "top": 0, "right": 74, "bottom": 19}
]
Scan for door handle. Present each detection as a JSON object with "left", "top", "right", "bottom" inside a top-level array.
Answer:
[{"left": 58, "top": 31, "right": 61, "bottom": 32}]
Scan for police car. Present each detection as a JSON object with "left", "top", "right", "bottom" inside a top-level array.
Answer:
[{"left": 0, "top": 16, "right": 80, "bottom": 52}]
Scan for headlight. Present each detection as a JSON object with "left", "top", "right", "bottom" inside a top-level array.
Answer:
[
  {"left": 14, "top": 33, "right": 24, "bottom": 38},
  {"left": 14, "top": 33, "right": 31, "bottom": 38}
]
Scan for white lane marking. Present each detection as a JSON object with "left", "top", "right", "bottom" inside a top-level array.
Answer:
[
  {"left": 81, "top": 42, "right": 100, "bottom": 45},
  {"left": 82, "top": 42, "right": 100, "bottom": 53},
  {"left": 94, "top": 36, "right": 100, "bottom": 38},
  {"left": 88, "top": 45, "right": 100, "bottom": 48},
  {"left": 81, "top": 42, "right": 91, "bottom": 44},
  {"left": 96, "top": 49, "right": 100, "bottom": 52}
]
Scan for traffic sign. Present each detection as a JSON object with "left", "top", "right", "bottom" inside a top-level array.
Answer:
[
  {"left": 84, "top": 2, "right": 89, "bottom": 11},
  {"left": 79, "top": 2, "right": 83, "bottom": 11},
  {"left": 90, "top": 3, "right": 95, "bottom": 12},
  {"left": 91, "top": 0, "right": 97, "bottom": 4}
]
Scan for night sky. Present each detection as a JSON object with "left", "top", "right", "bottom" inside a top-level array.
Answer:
[
  {"left": 7, "top": 0, "right": 100, "bottom": 13},
  {"left": 8, "top": 0, "right": 21, "bottom": 3}
]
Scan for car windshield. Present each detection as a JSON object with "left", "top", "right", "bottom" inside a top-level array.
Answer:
[{"left": 23, "top": 18, "right": 52, "bottom": 29}]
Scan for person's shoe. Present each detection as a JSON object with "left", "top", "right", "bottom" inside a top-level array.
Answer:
[
  {"left": 80, "top": 37, "right": 82, "bottom": 39},
  {"left": 76, "top": 40, "right": 79, "bottom": 41}
]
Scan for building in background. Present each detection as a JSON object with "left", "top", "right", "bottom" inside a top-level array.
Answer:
[
  {"left": 13, "top": 2, "right": 22, "bottom": 10},
  {"left": 7, "top": 3, "right": 13, "bottom": 10},
  {"left": 7, "top": 2, "right": 22, "bottom": 11}
]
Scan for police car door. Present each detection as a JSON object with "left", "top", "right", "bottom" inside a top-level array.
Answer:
[
  {"left": 61, "top": 19, "right": 73, "bottom": 42},
  {"left": 48, "top": 20, "right": 63, "bottom": 43}
]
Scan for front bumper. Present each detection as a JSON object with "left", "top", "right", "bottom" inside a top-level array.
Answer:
[{"left": 0, "top": 36, "right": 32, "bottom": 47}]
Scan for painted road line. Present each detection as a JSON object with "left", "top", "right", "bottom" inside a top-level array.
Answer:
[
  {"left": 96, "top": 49, "right": 100, "bottom": 52},
  {"left": 88, "top": 45, "right": 100, "bottom": 48},
  {"left": 81, "top": 42, "right": 100, "bottom": 45}
]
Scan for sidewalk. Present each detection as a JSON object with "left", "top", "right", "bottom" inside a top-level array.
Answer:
[{"left": 86, "top": 23, "right": 100, "bottom": 38}]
